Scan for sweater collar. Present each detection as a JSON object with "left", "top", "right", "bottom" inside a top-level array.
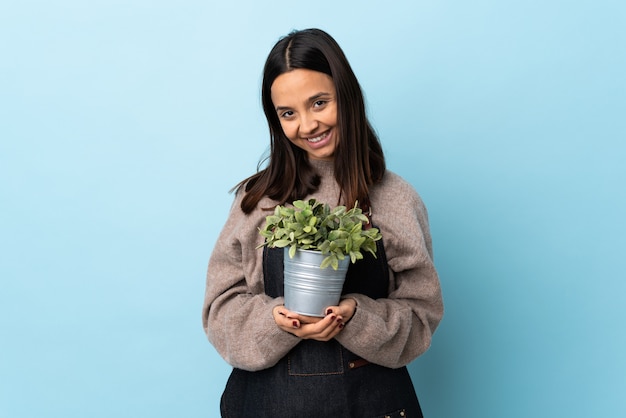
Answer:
[{"left": 309, "top": 158, "right": 334, "bottom": 178}]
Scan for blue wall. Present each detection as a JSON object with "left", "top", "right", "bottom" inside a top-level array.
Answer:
[{"left": 1, "top": 1, "right": 624, "bottom": 417}]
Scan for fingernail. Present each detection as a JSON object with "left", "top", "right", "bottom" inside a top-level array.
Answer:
[
  {"left": 292, "top": 321, "right": 299, "bottom": 328},
  {"left": 330, "top": 315, "right": 337, "bottom": 321},
  {"left": 336, "top": 318, "right": 342, "bottom": 324},
  {"left": 338, "top": 323, "right": 344, "bottom": 329},
  {"left": 326, "top": 308, "right": 333, "bottom": 315}
]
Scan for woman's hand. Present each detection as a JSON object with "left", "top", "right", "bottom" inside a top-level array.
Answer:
[{"left": 272, "top": 298, "right": 357, "bottom": 341}]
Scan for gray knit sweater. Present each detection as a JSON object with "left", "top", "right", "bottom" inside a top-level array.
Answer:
[{"left": 202, "top": 159, "right": 443, "bottom": 371}]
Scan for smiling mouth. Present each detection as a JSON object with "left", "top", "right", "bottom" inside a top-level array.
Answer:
[{"left": 306, "top": 131, "right": 329, "bottom": 143}]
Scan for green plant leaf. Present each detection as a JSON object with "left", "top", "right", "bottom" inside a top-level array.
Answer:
[
  {"left": 272, "top": 239, "right": 291, "bottom": 248},
  {"left": 349, "top": 251, "right": 363, "bottom": 263},
  {"left": 259, "top": 198, "right": 382, "bottom": 269},
  {"left": 320, "top": 255, "right": 333, "bottom": 269}
]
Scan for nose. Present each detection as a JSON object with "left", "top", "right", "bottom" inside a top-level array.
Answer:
[{"left": 299, "top": 111, "right": 319, "bottom": 135}]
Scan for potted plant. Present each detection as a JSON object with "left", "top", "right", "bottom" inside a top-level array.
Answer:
[{"left": 258, "top": 199, "right": 382, "bottom": 316}]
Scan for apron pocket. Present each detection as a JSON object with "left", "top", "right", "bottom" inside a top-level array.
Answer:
[{"left": 288, "top": 340, "right": 344, "bottom": 376}]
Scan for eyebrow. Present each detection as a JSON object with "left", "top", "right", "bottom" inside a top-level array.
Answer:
[{"left": 275, "top": 92, "right": 333, "bottom": 112}]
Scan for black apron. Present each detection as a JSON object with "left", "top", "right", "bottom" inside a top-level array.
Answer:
[{"left": 220, "top": 238, "right": 423, "bottom": 417}]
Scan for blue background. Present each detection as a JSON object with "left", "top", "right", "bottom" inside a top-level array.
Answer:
[{"left": 1, "top": 1, "right": 625, "bottom": 417}]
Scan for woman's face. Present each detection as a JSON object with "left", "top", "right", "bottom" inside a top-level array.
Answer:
[{"left": 271, "top": 69, "right": 338, "bottom": 161}]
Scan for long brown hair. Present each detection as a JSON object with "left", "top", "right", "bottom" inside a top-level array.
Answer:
[{"left": 235, "top": 28, "right": 385, "bottom": 214}]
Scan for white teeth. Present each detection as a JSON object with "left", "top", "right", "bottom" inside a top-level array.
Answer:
[{"left": 307, "top": 132, "right": 326, "bottom": 143}]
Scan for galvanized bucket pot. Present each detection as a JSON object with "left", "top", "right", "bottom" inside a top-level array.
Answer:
[{"left": 283, "top": 248, "right": 350, "bottom": 317}]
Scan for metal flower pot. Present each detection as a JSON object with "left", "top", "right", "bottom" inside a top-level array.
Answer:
[{"left": 283, "top": 248, "right": 350, "bottom": 317}]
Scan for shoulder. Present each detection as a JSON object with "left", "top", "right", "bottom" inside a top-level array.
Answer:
[
  {"left": 221, "top": 188, "right": 275, "bottom": 236},
  {"left": 379, "top": 170, "right": 416, "bottom": 190},
  {"left": 369, "top": 170, "right": 435, "bottom": 261},
  {"left": 371, "top": 170, "right": 427, "bottom": 212},
  {"left": 369, "top": 170, "right": 431, "bottom": 239},
  {"left": 210, "top": 190, "right": 279, "bottom": 266}
]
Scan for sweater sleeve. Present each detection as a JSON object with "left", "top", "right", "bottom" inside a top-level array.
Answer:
[
  {"left": 335, "top": 176, "right": 444, "bottom": 368},
  {"left": 202, "top": 193, "right": 300, "bottom": 371}
]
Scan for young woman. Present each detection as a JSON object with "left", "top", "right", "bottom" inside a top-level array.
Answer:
[{"left": 203, "top": 28, "right": 443, "bottom": 417}]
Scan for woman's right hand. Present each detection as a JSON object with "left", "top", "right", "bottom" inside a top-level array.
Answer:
[{"left": 272, "top": 305, "right": 344, "bottom": 341}]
